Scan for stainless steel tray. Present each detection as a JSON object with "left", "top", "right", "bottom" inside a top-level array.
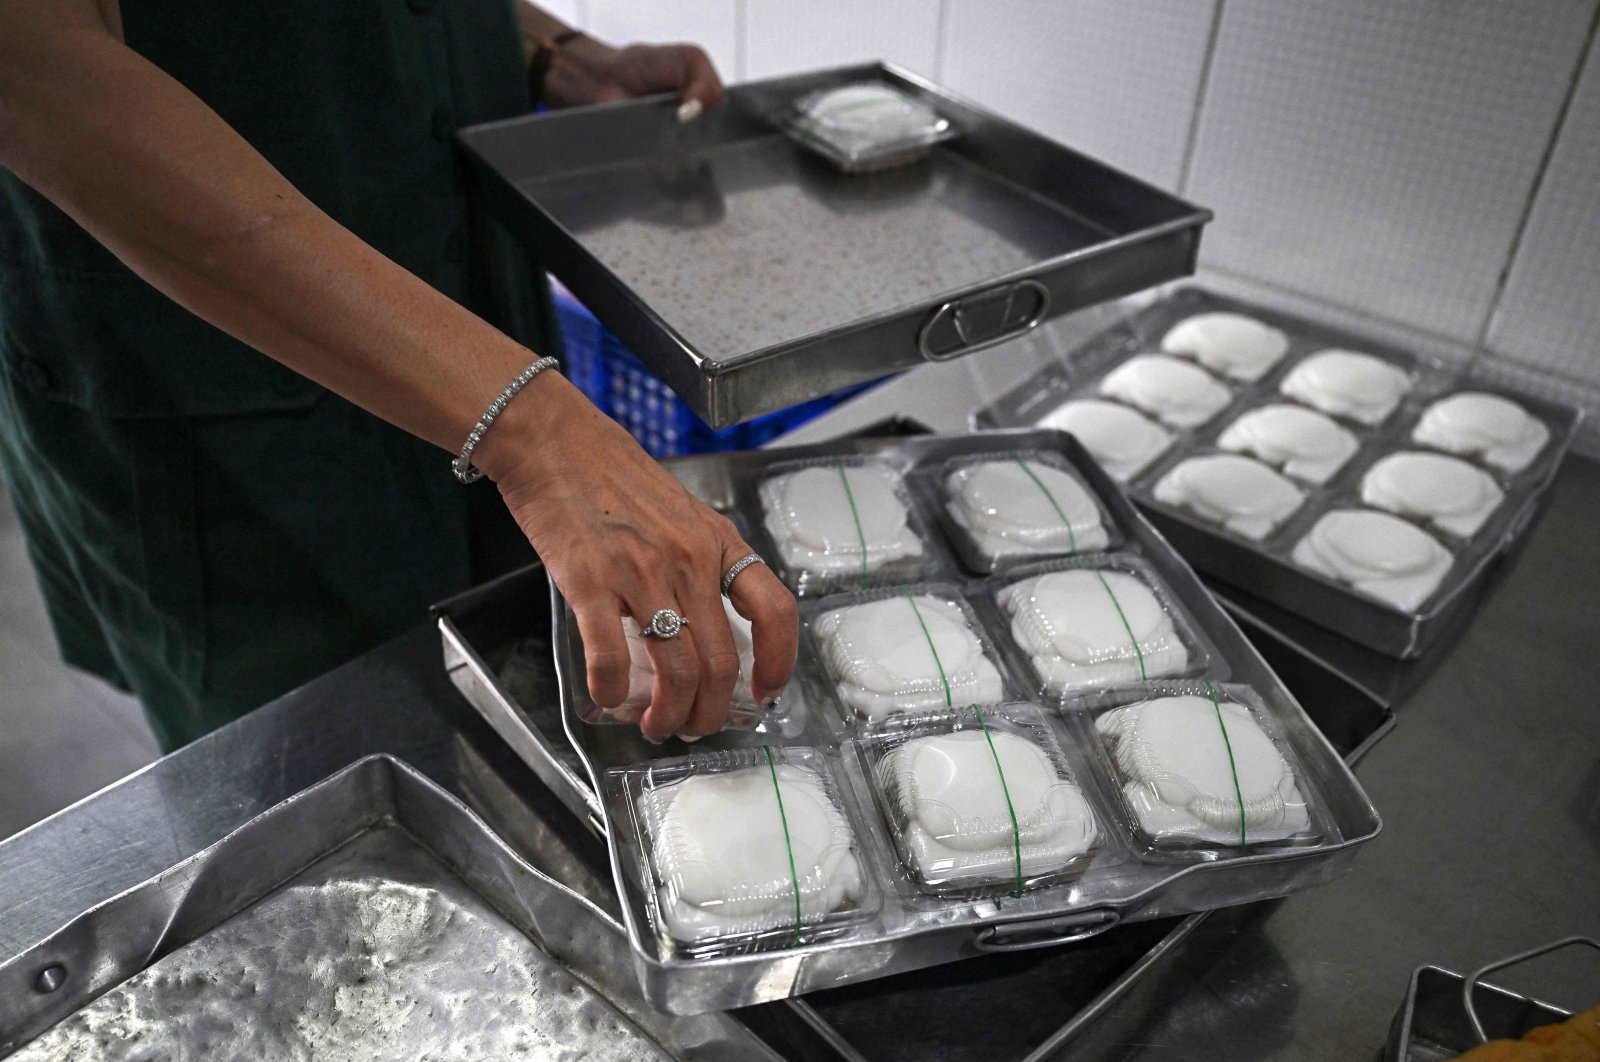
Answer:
[
  {"left": 1384, "top": 938, "right": 1598, "bottom": 1062},
  {"left": 974, "top": 286, "right": 1584, "bottom": 659},
  {"left": 440, "top": 430, "right": 1380, "bottom": 1015},
  {"left": 0, "top": 755, "right": 774, "bottom": 1061},
  {"left": 458, "top": 63, "right": 1211, "bottom": 428}
]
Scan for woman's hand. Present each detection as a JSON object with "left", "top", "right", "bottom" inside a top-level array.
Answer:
[
  {"left": 542, "top": 36, "right": 724, "bottom": 116},
  {"left": 476, "top": 372, "right": 797, "bottom": 742}
]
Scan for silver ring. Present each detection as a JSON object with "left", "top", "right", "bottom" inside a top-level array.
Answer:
[
  {"left": 639, "top": 608, "right": 688, "bottom": 639},
  {"left": 720, "top": 553, "right": 765, "bottom": 595}
]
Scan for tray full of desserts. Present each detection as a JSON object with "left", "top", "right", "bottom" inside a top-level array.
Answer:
[
  {"left": 974, "top": 287, "right": 1584, "bottom": 659},
  {"left": 448, "top": 429, "right": 1380, "bottom": 1015}
]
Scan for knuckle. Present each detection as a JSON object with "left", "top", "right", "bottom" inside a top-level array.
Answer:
[
  {"left": 586, "top": 649, "right": 628, "bottom": 675},
  {"left": 706, "top": 649, "right": 740, "bottom": 686},
  {"left": 659, "top": 656, "right": 698, "bottom": 690}
]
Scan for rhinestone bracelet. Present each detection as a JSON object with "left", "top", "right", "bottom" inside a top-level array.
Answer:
[{"left": 452, "top": 356, "right": 560, "bottom": 484}]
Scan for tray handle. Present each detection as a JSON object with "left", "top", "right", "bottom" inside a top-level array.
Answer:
[
  {"left": 918, "top": 278, "right": 1050, "bottom": 362},
  {"left": 1462, "top": 936, "right": 1600, "bottom": 1043},
  {"left": 972, "top": 907, "right": 1121, "bottom": 952}
]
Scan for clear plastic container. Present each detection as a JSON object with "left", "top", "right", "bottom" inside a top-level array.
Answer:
[
  {"left": 758, "top": 456, "right": 937, "bottom": 597},
  {"left": 1289, "top": 507, "right": 1455, "bottom": 613},
  {"left": 1359, "top": 451, "right": 1506, "bottom": 541},
  {"left": 1149, "top": 450, "right": 1309, "bottom": 543},
  {"left": 1081, "top": 681, "right": 1332, "bottom": 854},
  {"left": 616, "top": 746, "right": 878, "bottom": 956},
  {"left": 786, "top": 82, "right": 956, "bottom": 173},
  {"left": 1277, "top": 348, "right": 1415, "bottom": 427},
  {"left": 992, "top": 554, "right": 1215, "bottom": 702},
  {"left": 851, "top": 704, "right": 1103, "bottom": 896},
  {"left": 559, "top": 592, "right": 786, "bottom": 730},
  {"left": 928, "top": 449, "right": 1122, "bottom": 573},
  {"left": 1409, "top": 390, "right": 1553, "bottom": 476},
  {"left": 805, "top": 585, "right": 1008, "bottom": 724},
  {"left": 1214, "top": 403, "right": 1364, "bottom": 486}
]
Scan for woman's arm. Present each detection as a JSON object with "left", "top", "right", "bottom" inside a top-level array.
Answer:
[{"left": 0, "top": 0, "right": 794, "bottom": 740}]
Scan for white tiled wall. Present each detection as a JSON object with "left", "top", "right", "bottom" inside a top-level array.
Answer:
[
  {"left": 940, "top": 0, "right": 1219, "bottom": 190},
  {"left": 552, "top": 0, "right": 1600, "bottom": 451}
]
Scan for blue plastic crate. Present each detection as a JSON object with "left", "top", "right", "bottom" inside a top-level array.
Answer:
[{"left": 552, "top": 288, "right": 885, "bottom": 457}]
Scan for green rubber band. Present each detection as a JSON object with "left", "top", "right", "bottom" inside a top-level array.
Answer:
[
  {"left": 1092, "top": 567, "right": 1147, "bottom": 681},
  {"left": 904, "top": 593, "right": 953, "bottom": 708},
  {"left": 834, "top": 460, "right": 871, "bottom": 587},
  {"left": 1011, "top": 452, "right": 1145, "bottom": 679},
  {"left": 971, "top": 705, "right": 1024, "bottom": 898},
  {"left": 762, "top": 745, "right": 805, "bottom": 946},
  {"left": 1204, "top": 681, "right": 1248, "bottom": 849},
  {"left": 1011, "top": 452, "right": 1079, "bottom": 553}
]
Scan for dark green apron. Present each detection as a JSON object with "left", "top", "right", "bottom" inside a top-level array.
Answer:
[{"left": 0, "top": 0, "right": 552, "bottom": 749}]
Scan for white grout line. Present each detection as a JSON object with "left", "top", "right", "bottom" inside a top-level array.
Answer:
[
  {"left": 1469, "top": 4, "right": 1600, "bottom": 369},
  {"left": 1176, "top": 0, "right": 1227, "bottom": 197}
]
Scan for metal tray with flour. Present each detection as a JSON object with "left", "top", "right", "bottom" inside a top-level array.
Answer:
[
  {"left": 457, "top": 63, "right": 1211, "bottom": 428},
  {"left": 0, "top": 756, "right": 774, "bottom": 1061},
  {"left": 437, "top": 429, "right": 1381, "bottom": 1015}
]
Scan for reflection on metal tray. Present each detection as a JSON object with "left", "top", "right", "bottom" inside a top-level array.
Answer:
[
  {"left": 439, "top": 429, "right": 1380, "bottom": 1016},
  {"left": 974, "top": 286, "right": 1583, "bottom": 659},
  {"left": 0, "top": 756, "right": 774, "bottom": 1062},
  {"left": 458, "top": 63, "right": 1210, "bottom": 428}
]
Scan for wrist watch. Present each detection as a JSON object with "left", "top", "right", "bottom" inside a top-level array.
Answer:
[{"left": 529, "top": 28, "right": 585, "bottom": 105}]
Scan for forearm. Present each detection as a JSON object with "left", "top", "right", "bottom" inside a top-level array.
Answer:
[
  {"left": 515, "top": 0, "right": 576, "bottom": 61},
  {"left": 0, "top": 4, "right": 546, "bottom": 468}
]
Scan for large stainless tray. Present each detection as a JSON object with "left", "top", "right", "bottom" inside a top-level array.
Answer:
[
  {"left": 440, "top": 430, "right": 1381, "bottom": 1015},
  {"left": 458, "top": 63, "right": 1210, "bottom": 428},
  {"left": 974, "top": 286, "right": 1583, "bottom": 659},
  {"left": 0, "top": 755, "right": 774, "bottom": 1061}
]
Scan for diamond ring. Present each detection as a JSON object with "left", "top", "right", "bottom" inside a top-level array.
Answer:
[
  {"left": 639, "top": 608, "right": 689, "bottom": 639},
  {"left": 720, "top": 553, "right": 765, "bottom": 596}
]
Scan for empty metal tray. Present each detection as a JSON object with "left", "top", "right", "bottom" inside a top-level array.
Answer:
[{"left": 458, "top": 62, "right": 1210, "bottom": 428}]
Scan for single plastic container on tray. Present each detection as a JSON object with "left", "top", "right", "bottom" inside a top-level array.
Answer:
[
  {"left": 1080, "top": 680, "right": 1332, "bottom": 855},
  {"left": 559, "top": 594, "right": 783, "bottom": 730},
  {"left": 1214, "top": 403, "right": 1364, "bottom": 486},
  {"left": 758, "top": 456, "right": 937, "bottom": 597},
  {"left": 616, "top": 746, "right": 878, "bottom": 957},
  {"left": 851, "top": 703, "right": 1104, "bottom": 897},
  {"left": 1289, "top": 507, "right": 1456, "bottom": 613},
  {"left": 928, "top": 449, "right": 1121, "bottom": 573},
  {"left": 1409, "top": 390, "right": 1553, "bottom": 476},
  {"left": 1158, "top": 310, "right": 1291, "bottom": 383},
  {"left": 1277, "top": 348, "right": 1415, "bottom": 427},
  {"left": 1036, "top": 399, "right": 1175, "bottom": 483},
  {"left": 786, "top": 82, "right": 957, "bottom": 173},
  {"left": 993, "top": 554, "right": 1215, "bottom": 702},
  {"left": 1097, "top": 353, "right": 1237, "bottom": 430},
  {"left": 805, "top": 585, "right": 1008, "bottom": 724},
  {"left": 1358, "top": 451, "right": 1506, "bottom": 541},
  {"left": 1149, "top": 450, "right": 1309, "bottom": 543}
]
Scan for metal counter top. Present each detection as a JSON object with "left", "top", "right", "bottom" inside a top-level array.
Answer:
[{"left": 3, "top": 408, "right": 1597, "bottom": 1059}]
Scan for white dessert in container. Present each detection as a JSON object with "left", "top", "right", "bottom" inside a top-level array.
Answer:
[
  {"left": 814, "top": 595, "right": 1005, "bottom": 720},
  {"left": 1279, "top": 349, "right": 1411, "bottom": 425},
  {"left": 1291, "top": 509, "right": 1453, "bottom": 611},
  {"left": 641, "top": 759, "right": 866, "bottom": 947},
  {"left": 876, "top": 727, "right": 1098, "bottom": 890},
  {"left": 611, "top": 597, "right": 776, "bottom": 726},
  {"left": 1095, "top": 694, "right": 1313, "bottom": 847},
  {"left": 1160, "top": 312, "right": 1290, "bottom": 383},
  {"left": 1216, "top": 404, "right": 1361, "bottom": 485},
  {"left": 998, "top": 568, "right": 1190, "bottom": 697},
  {"left": 1152, "top": 454, "right": 1306, "bottom": 541},
  {"left": 1412, "top": 392, "right": 1551, "bottom": 473},
  {"left": 1039, "top": 399, "right": 1173, "bottom": 482},
  {"left": 1361, "top": 451, "right": 1505, "bottom": 538},
  {"left": 944, "top": 456, "right": 1110, "bottom": 564},
  {"left": 1098, "top": 354, "right": 1233, "bottom": 429},
  {"left": 761, "top": 463, "right": 924, "bottom": 587}
]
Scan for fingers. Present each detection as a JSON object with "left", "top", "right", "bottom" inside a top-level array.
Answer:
[
  {"left": 628, "top": 592, "right": 701, "bottom": 742},
  {"left": 568, "top": 592, "right": 631, "bottom": 710},
  {"left": 675, "top": 44, "right": 724, "bottom": 112},
  {"left": 726, "top": 558, "right": 798, "bottom": 705},
  {"left": 679, "top": 579, "right": 739, "bottom": 737}
]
